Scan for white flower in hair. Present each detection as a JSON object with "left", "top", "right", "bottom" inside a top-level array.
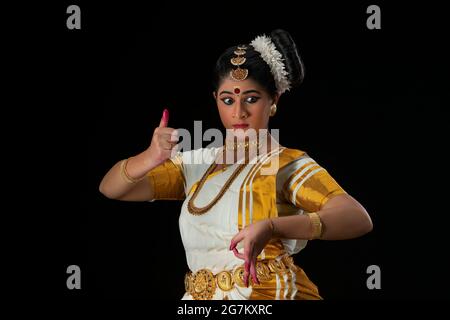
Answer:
[{"left": 250, "top": 35, "right": 290, "bottom": 94}]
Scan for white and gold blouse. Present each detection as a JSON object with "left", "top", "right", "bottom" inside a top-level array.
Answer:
[{"left": 147, "top": 147, "right": 346, "bottom": 300}]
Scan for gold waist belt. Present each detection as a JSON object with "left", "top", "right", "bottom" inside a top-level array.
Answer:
[{"left": 185, "top": 255, "right": 299, "bottom": 300}]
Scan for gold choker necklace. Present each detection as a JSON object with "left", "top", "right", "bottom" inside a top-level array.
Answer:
[{"left": 225, "top": 140, "right": 261, "bottom": 151}]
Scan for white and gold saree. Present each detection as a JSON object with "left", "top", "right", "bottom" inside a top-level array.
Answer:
[{"left": 147, "top": 147, "right": 346, "bottom": 300}]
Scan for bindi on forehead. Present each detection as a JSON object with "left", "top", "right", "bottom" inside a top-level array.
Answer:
[{"left": 233, "top": 87, "right": 241, "bottom": 94}]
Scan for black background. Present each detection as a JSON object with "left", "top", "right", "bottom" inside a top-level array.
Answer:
[{"left": 17, "top": 1, "right": 449, "bottom": 303}]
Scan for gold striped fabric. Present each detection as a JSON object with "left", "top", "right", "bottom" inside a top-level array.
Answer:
[
  {"left": 249, "top": 265, "right": 322, "bottom": 300},
  {"left": 282, "top": 154, "right": 347, "bottom": 212},
  {"left": 146, "top": 156, "right": 186, "bottom": 200}
]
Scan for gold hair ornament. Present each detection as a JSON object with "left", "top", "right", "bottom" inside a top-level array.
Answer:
[{"left": 230, "top": 45, "right": 248, "bottom": 81}]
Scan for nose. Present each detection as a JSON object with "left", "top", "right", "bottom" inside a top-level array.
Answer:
[{"left": 232, "top": 100, "right": 248, "bottom": 119}]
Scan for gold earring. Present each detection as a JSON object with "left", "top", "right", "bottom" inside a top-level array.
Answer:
[{"left": 270, "top": 104, "right": 277, "bottom": 116}]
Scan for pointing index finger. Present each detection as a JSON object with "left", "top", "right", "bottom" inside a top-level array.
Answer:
[{"left": 159, "top": 108, "right": 169, "bottom": 128}]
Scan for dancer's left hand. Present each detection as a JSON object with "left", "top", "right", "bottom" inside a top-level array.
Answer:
[{"left": 229, "top": 219, "right": 274, "bottom": 287}]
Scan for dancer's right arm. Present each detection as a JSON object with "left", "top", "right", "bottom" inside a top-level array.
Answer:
[{"left": 99, "top": 109, "right": 178, "bottom": 201}]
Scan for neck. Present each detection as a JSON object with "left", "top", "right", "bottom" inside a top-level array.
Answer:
[
  {"left": 220, "top": 132, "right": 278, "bottom": 165},
  {"left": 224, "top": 128, "right": 269, "bottom": 144}
]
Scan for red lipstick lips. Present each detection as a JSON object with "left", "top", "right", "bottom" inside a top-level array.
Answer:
[{"left": 232, "top": 124, "right": 249, "bottom": 129}]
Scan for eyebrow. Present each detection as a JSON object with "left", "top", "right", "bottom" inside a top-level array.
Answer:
[{"left": 219, "top": 89, "right": 262, "bottom": 96}]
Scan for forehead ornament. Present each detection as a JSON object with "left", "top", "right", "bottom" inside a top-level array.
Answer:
[{"left": 230, "top": 45, "right": 248, "bottom": 81}]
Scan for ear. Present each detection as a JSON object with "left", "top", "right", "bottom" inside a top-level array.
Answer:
[
  {"left": 272, "top": 93, "right": 280, "bottom": 105},
  {"left": 212, "top": 91, "right": 217, "bottom": 100}
]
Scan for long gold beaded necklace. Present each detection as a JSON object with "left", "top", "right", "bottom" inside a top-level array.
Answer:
[{"left": 187, "top": 141, "right": 260, "bottom": 216}]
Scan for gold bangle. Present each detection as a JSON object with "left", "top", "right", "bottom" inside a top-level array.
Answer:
[
  {"left": 306, "top": 212, "right": 323, "bottom": 240},
  {"left": 120, "top": 158, "right": 141, "bottom": 184}
]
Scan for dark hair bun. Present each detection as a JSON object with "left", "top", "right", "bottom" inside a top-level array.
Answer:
[{"left": 270, "top": 29, "right": 305, "bottom": 88}]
